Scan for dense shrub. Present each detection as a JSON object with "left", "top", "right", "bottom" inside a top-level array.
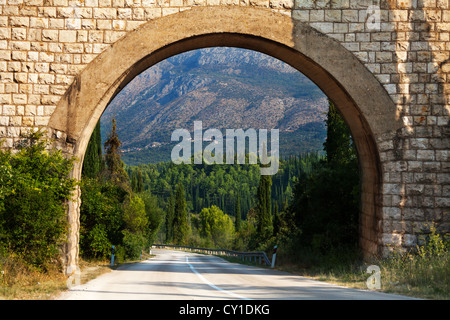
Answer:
[
  {"left": 198, "top": 205, "right": 235, "bottom": 248},
  {"left": 122, "top": 230, "right": 146, "bottom": 260},
  {"left": 80, "top": 178, "right": 127, "bottom": 259},
  {"left": 0, "top": 131, "right": 77, "bottom": 270}
]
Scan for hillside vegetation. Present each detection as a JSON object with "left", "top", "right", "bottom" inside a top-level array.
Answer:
[{"left": 80, "top": 101, "right": 359, "bottom": 259}]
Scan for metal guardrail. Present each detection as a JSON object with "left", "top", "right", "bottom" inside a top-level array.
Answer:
[{"left": 152, "top": 244, "right": 272, "bottom": 266}]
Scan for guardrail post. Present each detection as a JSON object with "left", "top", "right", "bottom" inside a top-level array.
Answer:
[
  {"left": 271, "top": 245, "right": 278, "bottom": 268},
  {"left": 111, "top": 245, "right": 115, "bottom": 267}
]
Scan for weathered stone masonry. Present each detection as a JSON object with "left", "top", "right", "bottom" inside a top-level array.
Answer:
[{"left": 0, "top": 0, "right": 448, "bottom": 270}]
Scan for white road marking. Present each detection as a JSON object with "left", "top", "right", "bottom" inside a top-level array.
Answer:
[{"left": 186, "top": 256, "right": 251, "bottom": 300}]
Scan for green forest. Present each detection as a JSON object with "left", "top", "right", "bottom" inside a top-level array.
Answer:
[
  {"left": 78, "top": 100, "right": 361, "bottom": 265},
  {"left": 0, "top": 99, "right": 360, "bottom": 274}
]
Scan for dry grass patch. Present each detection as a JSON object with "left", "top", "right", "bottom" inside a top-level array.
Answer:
[{"left": 0, "top": 257, "right": 112, "bottom": 300}]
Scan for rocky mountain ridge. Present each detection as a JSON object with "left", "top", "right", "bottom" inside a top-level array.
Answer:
[{"left": 101, "top": 47, "right": 328, "bottom": 164}]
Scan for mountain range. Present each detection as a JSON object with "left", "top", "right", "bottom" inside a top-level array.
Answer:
[{"left": 100, "top": 47, "right": 329, "bottom": 165}]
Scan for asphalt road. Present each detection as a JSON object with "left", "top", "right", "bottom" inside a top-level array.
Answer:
[{"left": 58, "top": 249, "right": 415, "bottom": 300}]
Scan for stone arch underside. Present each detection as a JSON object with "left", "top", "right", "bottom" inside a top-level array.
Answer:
[{"left": 47, "top": 6, "right": 401, "bottom": 271}]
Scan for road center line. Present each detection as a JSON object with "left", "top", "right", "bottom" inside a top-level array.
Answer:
[{"left": 186, "top": 256, "right": 250, "bottom": 300}]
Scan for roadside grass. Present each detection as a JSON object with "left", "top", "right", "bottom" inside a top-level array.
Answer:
[
  {"left": 375, "top": 228, "right": 449, "bottom": 300},
  {"left": 0, "top": 266, "right": 68, "bottom": 300},
  {"left": 0, "top": 252, "right": 154, "bottom": 300},
  {"left": 0, "top": 257, "right": 112, "bottom": 300},
  {"left": 377, "top": 252, "right": 448, "bottom": 300},
  {"left": 223, "top": 228, "right": 449, "bottom": 300},
  {"left": 311, "top": 252, "right": 449, "bottom": 300},
  {"left": 226, "top": 250, "right": 448, "bottom": 300}
]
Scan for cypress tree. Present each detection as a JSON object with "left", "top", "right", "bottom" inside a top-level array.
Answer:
[
  {"left": 194, "top": 184, "right": 200, "bottom": 213},
  {"left": 272, "top": 202, "right": 281, "bottom": 236},
  {"left": 323, "top": 100, "right": 356, "bottom": 165},
  {"left": 256, "top": 173, "right": 272, "bottom": 239},
  {"left": 131, "top": 170, "right": 137, "bottom": 192},
  {"left": 166, "top": 192, "right": 175, "bottom": 243},
  {"left": 173, "top": 183, "right": 188, "bottom": 245},
  {"left": 82, "top": 120, "right": 104, "bottom": 178},
  {"left": 104, "top": 117, "right": 129, "bottom": 187},
  {"left": 286, "top": 99, "right": 360, "bottom": 253},
  {"left": 136, "top": 168, "right": 144, "bottom": 193},
  {"left": 235, "top": 193, "right": 241, "bottom": 232}
]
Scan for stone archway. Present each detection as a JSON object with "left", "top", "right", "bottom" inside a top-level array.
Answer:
[{"left": 47, "top": 6, "right": 400, "bottom": 271}]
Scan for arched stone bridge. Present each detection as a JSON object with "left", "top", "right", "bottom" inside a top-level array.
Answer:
[{"left": 0, "top": 0, "right": 448, "bottom": 273}]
